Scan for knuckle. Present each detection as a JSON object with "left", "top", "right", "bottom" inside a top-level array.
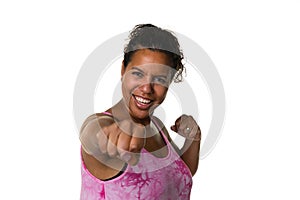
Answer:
[
  {"left": 107, "top": 149, "right": 117, "bottom": 157},
  {"left": 129, "top": 140, "right": 144, "bottom": 152},
  {"left": 129, "top": 144, "right": 138, "bottom": 152},
  {"left": 99, "top": 146, "right": 107, "bottom": 153},
  {"left": 97, "top": 132, "right": 107, "bottom": 143},
  {"left": 101, "top": 126, "right": 109, "bottom": 134},
  {"left": 118, "top": 142, "right": 129, "bottom": 151}
]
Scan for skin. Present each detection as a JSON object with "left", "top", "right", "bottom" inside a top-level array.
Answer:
[{"left": 81, "top": 49, "right": 201, "bottom": 180}]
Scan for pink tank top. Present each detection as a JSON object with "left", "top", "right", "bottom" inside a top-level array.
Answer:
[{"left": 80, "top": 115, "right": 193, "bottom": 200}]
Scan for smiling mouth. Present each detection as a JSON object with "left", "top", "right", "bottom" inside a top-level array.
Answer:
[
  {"left": 132, "top": 94, "right": 153, "bottom": 110},
  {"left": 133, "top": 95, "right": 152, "bottom": 104}
]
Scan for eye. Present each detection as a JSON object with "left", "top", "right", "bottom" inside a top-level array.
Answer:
[
  {"left": 132, "top": 71, "right": 143, "bottom": 78},
  {"left": 153, "top": 77, "right": 167, "bottom": 85}
]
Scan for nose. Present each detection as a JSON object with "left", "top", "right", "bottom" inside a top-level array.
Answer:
[{"left": 139, "top": 81, "right": 154, "bottom": 94}]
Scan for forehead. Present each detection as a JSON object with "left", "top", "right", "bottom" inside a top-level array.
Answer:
[
  {"left": 129, "top": 49, "right": 171, "bottom": 66},
  {"left": 126, "top": 49, "right": 174, "bottom": 74}
]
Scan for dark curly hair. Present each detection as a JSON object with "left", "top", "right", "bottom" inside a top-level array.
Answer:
[{"left": 123, "top": 24, "right": 185, "bottom": 82}]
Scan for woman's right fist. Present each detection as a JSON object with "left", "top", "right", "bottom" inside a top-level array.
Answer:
[
  {"left": 80, "top": 114, "right": 146, "bottom": 166},
  {"left": 97, "top": 119, "right": 146, "bottom": 165}
]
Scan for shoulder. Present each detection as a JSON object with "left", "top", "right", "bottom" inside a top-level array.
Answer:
[
  {"left": 151, "top": 116, "right": 171, "bottom": 140},
  {"left": 152, "top": 116, "right": 181, "bottom": 154}
]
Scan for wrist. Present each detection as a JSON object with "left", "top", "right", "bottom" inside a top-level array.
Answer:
[{"left": 185, "top": 132, "right": 201, "bottom": 142}]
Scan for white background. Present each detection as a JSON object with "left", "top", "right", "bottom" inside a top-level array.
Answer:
[{"left": 1, "top": 0, "right": 299, "bottom": 199}]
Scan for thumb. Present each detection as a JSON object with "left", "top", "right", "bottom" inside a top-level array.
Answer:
[{"left": 170, "top": 125, "right": 177, "bottom": 132}]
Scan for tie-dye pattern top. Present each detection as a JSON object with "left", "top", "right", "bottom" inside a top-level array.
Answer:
[{"left": 80, "top": 117, "right": 193, "bottom": 200}]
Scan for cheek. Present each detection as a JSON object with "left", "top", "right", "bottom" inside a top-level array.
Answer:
[
  {"left": 122, "top": 77, "right": 137, "bottom": 98},
  {"left": 155, "top": 85, "right": 169, "bottom": 101}
]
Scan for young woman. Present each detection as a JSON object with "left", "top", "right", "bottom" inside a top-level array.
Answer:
[{"left": 80, "top": 24, "right": 201, "bottom": 200}]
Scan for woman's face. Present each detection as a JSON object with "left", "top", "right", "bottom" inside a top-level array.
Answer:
[{"left": 121, "top": 49, "right": 174, "bottom": 122}]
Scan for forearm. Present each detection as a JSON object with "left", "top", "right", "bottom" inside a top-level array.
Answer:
[{"left": 180, "top": 135, "right": 201, "bottom": 176}]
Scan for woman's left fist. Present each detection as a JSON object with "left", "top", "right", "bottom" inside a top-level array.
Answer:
[{"left": 171, "top": 114, "right": 201, "bottom": 141}]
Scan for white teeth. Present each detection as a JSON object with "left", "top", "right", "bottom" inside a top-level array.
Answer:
[{"left": 135, "top": 96, "right": 151, "bottom": 104}]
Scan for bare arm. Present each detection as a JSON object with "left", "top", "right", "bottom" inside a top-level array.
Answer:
[
  {"left": 170, "top": 115, "right": 201, "bottom": 176},
  {"left": 179, "top": 133, "right": 201, "bottom": 176},
  {"left": 152, "top": 116, "right": 201, "bottom": 176}
]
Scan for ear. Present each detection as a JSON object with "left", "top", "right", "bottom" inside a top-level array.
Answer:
[{"left": 121, "top": 61, "right": 125, "bottom": 77}]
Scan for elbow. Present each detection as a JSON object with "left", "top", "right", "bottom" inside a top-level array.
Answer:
[{"left": 190, "top": 166, "right": 198, "bottom": 176}]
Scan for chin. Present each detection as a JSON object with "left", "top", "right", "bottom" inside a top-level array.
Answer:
[
  {"left": 130, "top": 108, "right": 151, "bottom": 120},
  {"left": 129, "top": 106, "right": 155, "bottom": 124}
]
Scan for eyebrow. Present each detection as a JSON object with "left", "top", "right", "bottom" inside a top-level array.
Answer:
[
  {"left": 132, "top": 67, "right": 168, "bottom": 79},
  {"left": 132, "top": 67, "right": 144, "bottom": 73}
]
